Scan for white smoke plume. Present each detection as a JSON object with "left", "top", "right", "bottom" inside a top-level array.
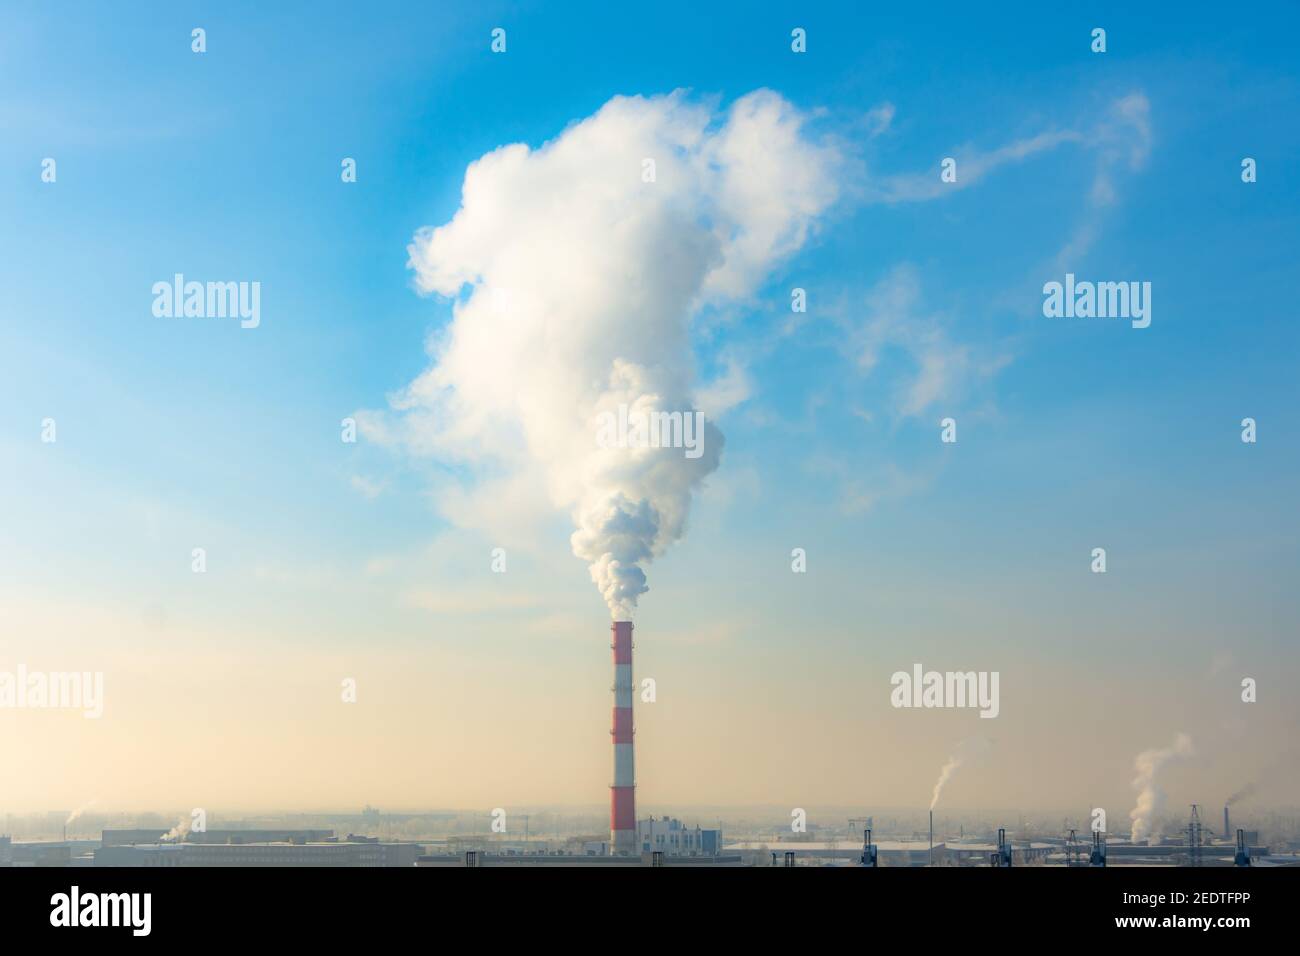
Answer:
[
  {"left": 1129, "top": 733, "right": 1193, "bottom": 845},
  {"left": 65, "top": 799, "right": 97, "bottom": 829},
  {"left": 160, "top": 815, "right": 192, "bottom": 843},
  {"left": 930, "top": 756, "right": 961, "bottom": 811},
  {"left": 929, "top": 737, "right": 990, "bottom": 811},
  {"left": 373, "top": 89, "right": 840, "bottom": 618}
]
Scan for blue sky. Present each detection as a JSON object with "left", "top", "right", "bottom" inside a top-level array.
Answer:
[{"left": 1, "top": 2, "right": 1298, "bottom": 814}]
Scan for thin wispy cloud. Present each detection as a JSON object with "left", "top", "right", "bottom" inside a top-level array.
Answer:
[
  {"left": 1052, "top": 92, "right": 1152, "bottom": 267},
  {"left": 875, "top": 129, "right": 1084, "bottom": 203},
  {"left": 842, "top": 264, "right": 1009, "bottom": 419},
  {"left": 349, "top": 475, "right": 387, "bottom": 499}
]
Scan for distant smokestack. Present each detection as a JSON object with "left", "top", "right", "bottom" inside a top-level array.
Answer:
[
  {"left": 610, "top": 621, "right": 636, "bottom": 855},
  {"left": 929, "top": 810, "right": 933, "bottom": 866},
  {"left": 1224, "top": 806, "right": 1230, "bottom": 841}
]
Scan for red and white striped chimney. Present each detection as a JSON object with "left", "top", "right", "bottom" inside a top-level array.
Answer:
[{"left": 610, "top": 620, "right": 636, "bottom": 855}]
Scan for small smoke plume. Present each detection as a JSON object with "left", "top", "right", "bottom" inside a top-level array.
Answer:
[
  {"left": 1223, "top": 750, "right": 1298, "bottom": 808},
  {"left": 1225, "top": 783, "right": 1256, "bottom": 806},
  {"left": 65, "top": 798, "right": 97, "bottom": 829},
  {"left": 372, "top": 89, "right": 841, "bottom": 618},
  {"left": 1129, "top": 733, "right": 1194, "bottom": 845},
  {"left": 160, "top": 815, "right": 192, "bottom": 843},
  {"left": 930, "top": 757, "right": 961, "bottom": 811},
  {"left": 929, "top": 737, "right": 991, "bottom": 811}
]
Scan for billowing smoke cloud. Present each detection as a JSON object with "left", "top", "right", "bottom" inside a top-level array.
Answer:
[
  {"left": 376, "top": 89, "right": 840, "bottom": 618},
  {"left": 160, "top": 815, "right": 192, "bottom": 843},
  {"left": 929, "top": 737, "right": 990, "bottom": 811},
  {"left": 1129, "top": 733, "right": 1193, "bottom": 845}
]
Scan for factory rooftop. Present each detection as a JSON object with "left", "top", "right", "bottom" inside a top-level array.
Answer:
[{"left": 726, "top": 841, "right": 937, "bottom": 852}]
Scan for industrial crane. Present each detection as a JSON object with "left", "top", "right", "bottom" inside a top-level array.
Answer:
[
  {"left": 1089, "top": 830, "right": 1107, "bottom": 867},
  {"left": 859, "top": 828, "right": 878, "bottom": 867},
  {"left": 1186, "top": 805, "right": 1204, "bottom": 867},
  {"left": 991, "top": 828, "right": 1013, "bottom": 867},
  {"left": 1234, "top": 829, "right": 1252, "bottom": 867}
]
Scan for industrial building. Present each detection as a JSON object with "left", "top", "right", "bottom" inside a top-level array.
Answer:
[
  {"left": 945, "top": 841, "right": 1055, "bottom": 865},
  {"left": 1098, "top": 841, "right": 1271, "bottom": 865},
  {"left": 100, "top": 828, "right": 335, "bottom": 846},
  {"left": 0, "top": 839, "right": 96, "bottom": 867},
  {"left": 95, "top": 839, "right": 421, "bottom": 867},
  {"left": 636, "top": 816, "right": 722, "bottom": 856},
  {"left": 414, "top": 849, "right": 743, "bottom": 866},
  {"left": 725, "top": 840, "right": 945, "bottom": 866}
]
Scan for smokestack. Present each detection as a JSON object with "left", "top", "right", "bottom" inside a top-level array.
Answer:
[
  {"left": 1224, "top": 806, "right": 1230, "bottom": 841},
  {"left": 610, "top": 621, "right": 636, "bottom": 855},
  {"left": 929, "top": 810, "right": 933, "bottom": 866}
]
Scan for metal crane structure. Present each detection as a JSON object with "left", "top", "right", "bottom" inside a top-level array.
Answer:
[
  {"left": 991, "top": 828, "right": 1013, "bottom": 867},
  {"left": 859, "top": 828, "right": 878, "bottom": 868},
  {"left": 1234, "top": 829, "right": 1252, "bottom": 867},
  {"left": 1185, "top": 805, "right": 1203, "bottom": 868},
  {"left": 1089, "top": 830, "right": 1107, "bottom": 867}
]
